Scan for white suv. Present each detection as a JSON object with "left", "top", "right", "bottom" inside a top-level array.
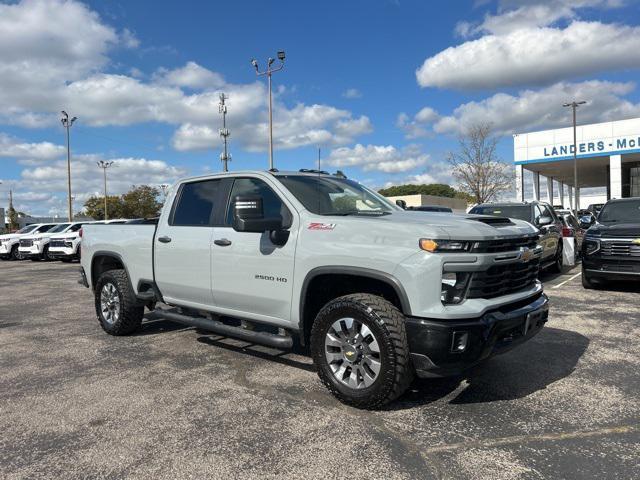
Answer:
[
  {"left": 19, "top": 223, "right": 78, "bottom": 261},
  {"left": 1, "top": 224, "right": 55, "bottom": 260},
  {"left": 49, "top": 221, "right": 99, "bottom": 262}
]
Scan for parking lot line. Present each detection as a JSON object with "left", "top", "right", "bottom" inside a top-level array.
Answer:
[
  {"left": 551, "top": 272, "right": 582, "bottom": 289},
  {"left": 421, "top": 424, "right": 638, "bottom": 454}
]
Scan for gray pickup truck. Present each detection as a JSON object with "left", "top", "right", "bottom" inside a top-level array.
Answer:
[{"left": 80, "top": 170, "right": 548, "bottom": 408}]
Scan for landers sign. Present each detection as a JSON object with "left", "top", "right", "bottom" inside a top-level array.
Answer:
[{"left": 543, "top": 135, "right": 640, "bottom": 158}]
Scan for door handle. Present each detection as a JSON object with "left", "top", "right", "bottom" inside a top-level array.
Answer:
[
  {"left": 158, "top": 236, "right": 172, "bottom": 243},
  {"left": 214, "top": 239, "right": 232, "bottom": 247}
]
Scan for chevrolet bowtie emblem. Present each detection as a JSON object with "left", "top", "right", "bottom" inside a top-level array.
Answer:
[
  {"left": 633, "top": 238, "right": 640, "bottom": 245},
  {"left": 519, "top": 247, "right": 534, "bottom": 263},
  {"left": 345, "top": 351, "right": 355, "bottom": 356}
]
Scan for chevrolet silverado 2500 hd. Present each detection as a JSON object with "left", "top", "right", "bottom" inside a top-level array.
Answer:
[{"left": 80, "top": 170, "right": 549, "bottom": 408}]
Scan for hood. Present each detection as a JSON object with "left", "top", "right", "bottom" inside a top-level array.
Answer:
[
  {"left": 588, "top": 222, "right": 640, "bottom": 238},
  {"left": 22, "top": 231, "right": 61, "bottom": 240},
  {"left": 317, "top": 211, "right": 538, "bottom": 241},
  {"left": 50, "top": 232, "right": 79, "bottom": 240},
  {"left": 0, "top": 232, "right": 27, "bottom": 241}
]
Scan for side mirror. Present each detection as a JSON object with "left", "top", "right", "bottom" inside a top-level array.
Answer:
[
  {"left": 536, "top": 215, "right": 553, "bottom": 227},
  {"left": 232, "top": 195, "right": 284, "bottom": 233},
  {"left": 395, "top": 199, "right": 407, "bottom": 210}
]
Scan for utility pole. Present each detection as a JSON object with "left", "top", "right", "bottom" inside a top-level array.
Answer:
[
  {"left": 97, "top": 161, "right": 114, "bottom": 220},
  {"left": 251, "top": 50, "right": 286, "bottom": 170},
  {"left": 218, "top": 93, "right": 231, "bottom": 172},
  {"left": 563, "top": 101, "right": 586, "bottom": 216},
  {"left": 318, "top": 147, "right": 321, "bottom": 170},
  {"left": 61, "top": 111, "right": 77, "bottom": 221}
]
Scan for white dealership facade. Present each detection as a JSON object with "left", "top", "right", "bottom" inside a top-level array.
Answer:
[{"left": 514, "top": 117, "right": 640, "bottom": 208}]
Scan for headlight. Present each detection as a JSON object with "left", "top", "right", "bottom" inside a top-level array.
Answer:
[
  {"left": 420, "top": 239, "right": 471, "bottom": 252},
  {"left": 584, "top": 238, "right": 600, "bottom": 255},
  {"left": 441, "top": 271, "right": 471, "bottom": 305}
]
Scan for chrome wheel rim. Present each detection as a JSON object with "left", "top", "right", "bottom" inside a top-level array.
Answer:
[
  {"left": 324, "top": 317, "right": 382, "bottom": 389},
  {"left": 100, "top": 283, "right": 121, "bottom": 325}
]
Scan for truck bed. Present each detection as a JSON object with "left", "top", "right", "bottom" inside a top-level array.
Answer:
[{"left": 81, "top": 224, "right": 156, "bottom": 289}]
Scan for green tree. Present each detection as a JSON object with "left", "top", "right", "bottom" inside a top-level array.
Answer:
[
  {"left": 7, "top": 205, "right": 18, "bottom": 231},
  {"left": 378, "top": 183, "right": 459, "bottom": 198},
  {"left": 121, "top": 185, "right": 162, "bottom": 218},
  {"left": 83, "top": 195, "right": 124, "bottom": 220}
]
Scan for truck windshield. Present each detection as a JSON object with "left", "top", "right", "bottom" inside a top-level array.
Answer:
[
  {"left": 469, "top": 205, "right": 530, "bottom": 222},
  {"left": 598, "top": 200, "right": 640, "bottom": 223},
  {"left": 277, "top": 175, "right": 396, "bottom": 216}
]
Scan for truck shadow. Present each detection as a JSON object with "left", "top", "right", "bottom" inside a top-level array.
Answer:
[{"left": 390, "top": 326, "right": 589, "bottom": 410}]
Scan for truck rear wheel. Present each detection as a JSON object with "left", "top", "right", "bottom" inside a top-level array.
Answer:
[
  {"left": 94, "top": 269, "right": 143, "bottom": 335},
  {"left": 310, "top": 293, "right": 413, "bottom": 409}
]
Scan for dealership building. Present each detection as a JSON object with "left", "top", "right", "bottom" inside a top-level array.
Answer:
[{"left": 514, "top": 117, "right": 640, "bottom": 209}]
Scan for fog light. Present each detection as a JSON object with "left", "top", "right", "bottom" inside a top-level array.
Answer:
[
  {"left": 440, "top": 272, "right": 471, "bottom": 305},
  {"left": 451, "top": 331, "right": 468, "bottom": 353}
]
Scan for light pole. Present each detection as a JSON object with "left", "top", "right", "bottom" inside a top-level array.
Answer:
[
  {"left": 61, "top": 111, "right": 77, "bottom": 221},
  {"left": 159, "top": 184, "right": 170, "bottom": 200},
  {"left": 563, "top": 101, "right": 586, "bottom": 215},
  {"left": 97, "top": 161, "right": 114, "bottom": 220},
  {"left": 251, "top": 50, "right": 286, "bottom": 170}
]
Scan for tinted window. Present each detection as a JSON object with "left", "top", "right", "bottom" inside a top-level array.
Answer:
[
  {"left": 48, "top": 223, "right": 71, "bottom": 233},
  {"left": 226, "top": 178, "right": 291, "bottom": 226},
  {"left": 470, "top": 205, "right": 531, "bottom": 222},
  {"left": 598, "top": 200, "right": 640, "bottom": 223},
  {"left": 17, "top": 225, "right": 38, "bottom": 234},
  {"left": 35, "top": 224, "right": 55, "bottom": 233},
  {"left": 68, "top": 224, "right": 83, "bottom": 232},
  {"left": 171, "top": 179, "right": 221, "bottom": 226}
]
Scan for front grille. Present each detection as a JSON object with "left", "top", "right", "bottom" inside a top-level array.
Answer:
[
  {"left": 50, "top": 239, "right": 66, "bottom": 248},
  {"left": 467, "top": 259, "right": 540, "bottom": 299},
  {"left": 19, "top": 239, "right": 33, "bottom": 247},
  {"left": 601, "top": 240, "right": 640, "bottom": 257},
  {"left": 472, "top": 235, "right": 539, "bottom": 254}
]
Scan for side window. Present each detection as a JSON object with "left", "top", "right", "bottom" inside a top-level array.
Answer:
[
  {"left": 225, "top": 178, "right": 291, "bottom": 226},
  {"left": 534, "top": 205, "right": 542, "bottom": 221},
  {"left": 543, "top": 205, "right": 555, "bottom": 220},
  {"left": 171, "top": 179, "right": 221, "bottom": 226},
  {"left": 69, "top": 224, "right": 83, "bottom": 232}
]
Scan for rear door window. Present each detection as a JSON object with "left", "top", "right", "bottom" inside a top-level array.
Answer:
[{"left": 171, "top": 179, "right": 222, "bottom": 226}]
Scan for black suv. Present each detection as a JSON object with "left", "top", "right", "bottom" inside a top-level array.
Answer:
[
  {"left": 582, "top": 197, "right": 640, "bottom": 288},
  {"left": 469, "top": 201, "right": 564, "bottom": 272}
]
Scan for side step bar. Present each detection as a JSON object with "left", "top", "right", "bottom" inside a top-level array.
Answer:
[{"left": 158, "top": 309, "right": 293, "bottom": 349}]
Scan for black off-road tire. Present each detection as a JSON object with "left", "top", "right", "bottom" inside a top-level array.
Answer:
[
  {"left": 94, "top": 269, "right": 143, "bottom": 336},
  {"left": 42, "top": 245, "right": 52, "bottom": 261},
  {"left": 10, "top": 245, "right": 21, "bottom": 261},
  {"left": 582, "top": 268, "right": 600, "bottom": 289},
  {"left": 550, "top": 243, "right": 564, "bottom": 273},
  {"left": 310, "top": 293, "right": 414, "bottom": 409}
]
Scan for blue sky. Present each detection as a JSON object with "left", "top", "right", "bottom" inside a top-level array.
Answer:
[{"left": 1, "top": 0, "right": 640, "bottom": 215}]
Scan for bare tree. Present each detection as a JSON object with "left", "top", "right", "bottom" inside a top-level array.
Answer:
[{"left": 447, "top": 123, "right": 513, "bottom": 204}]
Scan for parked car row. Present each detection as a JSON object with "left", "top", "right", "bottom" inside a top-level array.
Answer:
[{"left": 0, "top": 219, "right": 129, "bottom": 262}]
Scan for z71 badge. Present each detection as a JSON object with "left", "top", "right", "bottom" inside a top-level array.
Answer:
[{"left": 308, "top": 222, "right": 336, "bottom": 230}]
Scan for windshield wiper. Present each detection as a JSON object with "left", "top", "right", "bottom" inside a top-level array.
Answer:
[{"left": 324, "top": 210, "right": 391, "bottom": 216}]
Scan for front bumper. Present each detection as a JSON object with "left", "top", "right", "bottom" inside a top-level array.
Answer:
[
  {"left": 406, "top": 292, "right": 549, "bottom": 378},
  {"left": 48, "top": 248, "right": 77, "bottom": 259},
  {"left": 19, "top": 245, "right": 43, "bottom": 256},
  {"left": 583, "top": 256, "right": 640, "bottom": 281}
]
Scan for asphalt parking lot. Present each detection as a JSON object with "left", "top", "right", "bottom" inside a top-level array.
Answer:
[{"left": 1, "top": 261, "right": 639, "bottom": 479}]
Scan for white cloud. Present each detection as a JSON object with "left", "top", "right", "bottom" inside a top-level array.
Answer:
[
  {"left": 328, "top": 144, "right": 429, "bottom": 173},
  {"left": 0, "top": 1, "right": 372, "bottom": 154},
  {"left": 342, "top": 88, "right": 362, "bottom": 99},
  {"left": 397, "top": 107, "right": 440, "bottom": 139},
  {"left": 429, "top": 80, "right": 640, "bottom": 136},
  {"left": 156, "top": 61, "right": 225, "bottom": 89},
  {"left": 13, "top": 155, "right": 187, "bottom": 216},
  {"left": 417, "top": 21, "right": 640, "bottom": 90},
  {"left": 0, "top": 133, "right": 64, "bottom": 164}
]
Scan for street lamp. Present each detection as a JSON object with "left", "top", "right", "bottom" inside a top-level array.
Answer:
[
  {"left": 159, "top": 184, "right": 170, "bottom": 199},
  {"left": 61, "top": 111, "right": 77, "bottom": 221},
  {"left": 563, "top": 101, "right": 586, "bottom": 215},
  {"left": 97, "top": 161, "right": 114, "bottom": 220},
  {"left": 251, "top": 50, "right": 286, "bottom": 170}
]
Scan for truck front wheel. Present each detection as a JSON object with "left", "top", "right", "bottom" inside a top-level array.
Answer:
[
  {"left": 94, "top": 269, "right": 143, "bottom": 335},
  {"left": 310, "top": 293, "right": 413, "bottom": 409}
]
